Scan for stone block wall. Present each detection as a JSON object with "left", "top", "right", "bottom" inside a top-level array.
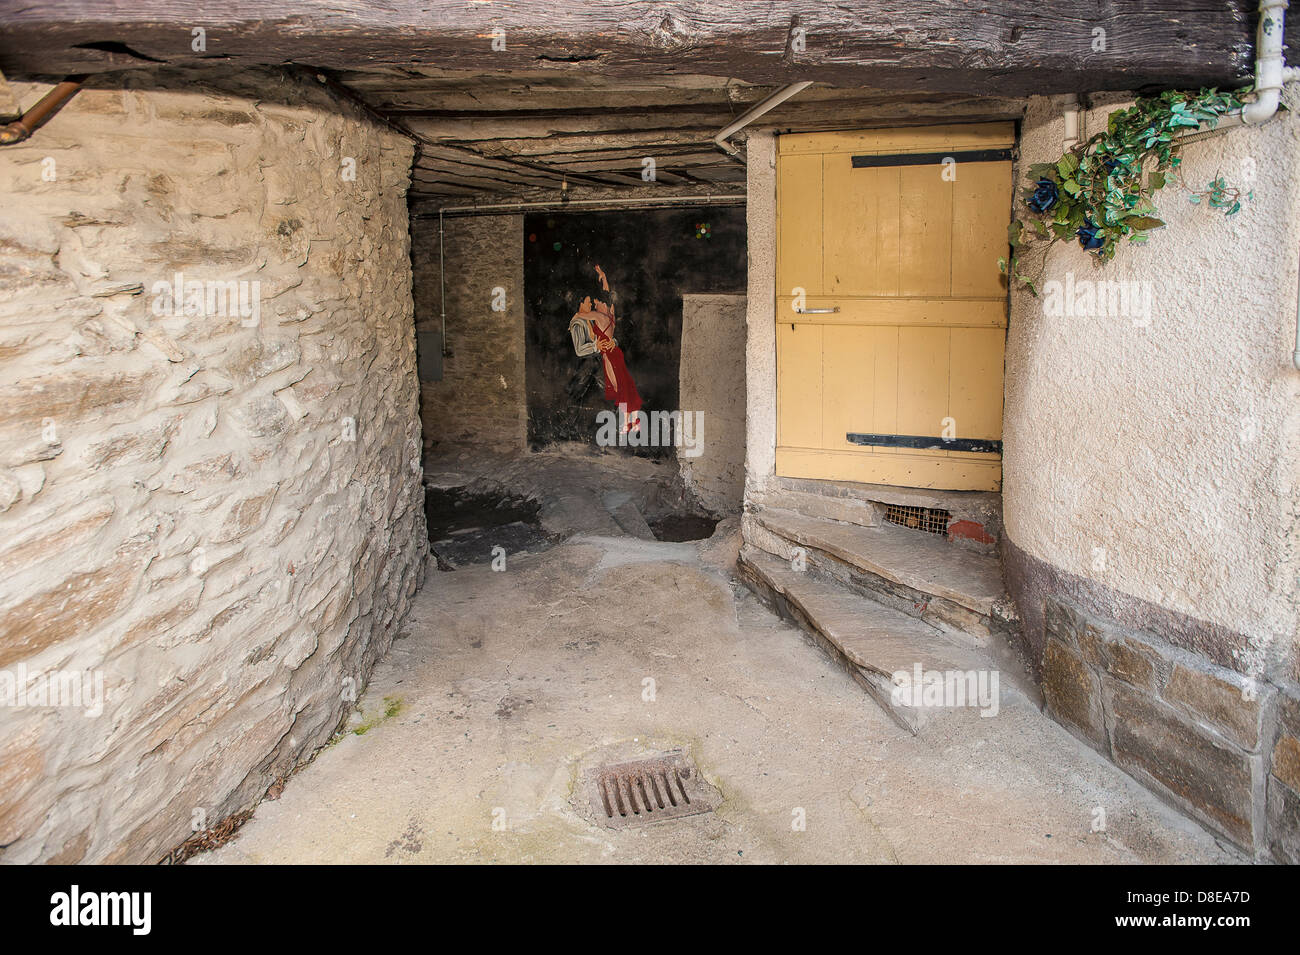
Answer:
[
  {"left": 679, "top": 293, "right": 746, "bottom": 513},
  {"left": 0, "top": 67, "right": 426, "bottom": 863},
  {"left": 1041, "top": 598, "right": 1296, "bottom": 855},
  {"left": 412, "top": 214, "right": 526, "bottom": 452}
]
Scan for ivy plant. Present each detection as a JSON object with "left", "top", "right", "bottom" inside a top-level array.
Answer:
[{"left": 1000, "top": 88, "right": 1250, "bottom": 294}]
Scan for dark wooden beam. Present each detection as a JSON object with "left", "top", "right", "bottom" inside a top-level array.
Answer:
[
  {"left": 402, "top": 111, "right": 739, "bottom": 142},
  {"left": 392, "top": 91, "right": 1026, "bottom": 145},
  {"left": 0, "top": 2, "right": 1271, "bottom": 96},
  {"left": 411, "top": 161, "right": 563, "bottom": 191},
  {"left": 412, "top": 159, "right": 646, "bottom": 192},
  {"left": 304, "top": 67, "right": 622, "bottom": 191},
  {"left": 344, "top": 80, "right": 757, "bottom": 113}
]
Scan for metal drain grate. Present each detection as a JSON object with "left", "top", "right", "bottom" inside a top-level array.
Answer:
[
  {"left": 882, "top": 503, "right": 951, "bottom": 535},
  {"left": 586, "top": 752, "right": 720, "bottom": 829}
]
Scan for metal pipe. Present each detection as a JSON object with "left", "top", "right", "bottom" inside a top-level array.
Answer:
[
  {"left": 712, "top": 81, "right": 813, "bottom": 158},
  {"left": 1294, "top": 245, "right": 1300, "bottom": 370},
  {"left": 439, "top": 209, "right": 446, "bottom": 357},
  {"left": 1243, "top": 0, "right": 1290, "bottom": 125},
  {"left": 421, "top": 192, "right": 745, "bottom": 218},
  {"left": 1061, "top": 94, "right": 1081, "bottom": 150},
  {"left": 0, "top": 75, "right": 87, "bottom": 146},
  {"left": 1172, "top": 110, "right": 1248, "bottom": 146},
  {"left": 1174, "top": 1, "right": 1295, "bottom": 145}
]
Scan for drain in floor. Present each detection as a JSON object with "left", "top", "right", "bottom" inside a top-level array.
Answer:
[{"left": 584, "top": 751, "right": 721, "bottom": 829}]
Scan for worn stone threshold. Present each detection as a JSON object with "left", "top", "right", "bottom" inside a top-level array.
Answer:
[
  {"left": 763, "top": 475, "right": 1002, "bottom": 532},
  {"left": 750, "top": 506, "right": 1005, "bottom": 617}
]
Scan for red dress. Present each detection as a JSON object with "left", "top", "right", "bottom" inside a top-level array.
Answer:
[{"left": 593, "top": 323, "right": 642, "bottom": 416}]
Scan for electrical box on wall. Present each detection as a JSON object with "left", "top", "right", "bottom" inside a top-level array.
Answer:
[{"left": 416, "top": 329, "right": 443, "bottom": 381}]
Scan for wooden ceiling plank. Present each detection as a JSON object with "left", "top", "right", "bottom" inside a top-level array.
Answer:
[{"left": 0, "top": 2, "right": 1267, "bottom": 98}]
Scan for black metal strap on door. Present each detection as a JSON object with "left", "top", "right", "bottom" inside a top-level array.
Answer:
[
  {"left": 847, "top": 432, "right": 1003, "bottom": 454},
  {"left": 851, "top": 149, "right": 1012, "bottom": 169}
]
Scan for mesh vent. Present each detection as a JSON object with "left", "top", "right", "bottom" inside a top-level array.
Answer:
[{"left": 882, "top": 503, "right": 951, "bottom": 536}]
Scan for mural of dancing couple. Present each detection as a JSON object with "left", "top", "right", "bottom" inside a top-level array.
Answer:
[
  {"left": 569, "top": 263, "right": 642, "bottom": 435},
  {"left": 522, "top": 207, "right": 746, "bottom": 453}
]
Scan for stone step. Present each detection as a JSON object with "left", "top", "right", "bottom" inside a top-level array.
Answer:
[
  {"left": 747, "top": 484, "right": 882, "bottom": 529},
  {"left": 743, "top": 506, "right": 1013, "bottom": 645},
  {"left": 602, "top": 491, "right": 656, "bottom": 540},
  {"left": 737, "top": 546, "right": 991, "bottom": 734}
]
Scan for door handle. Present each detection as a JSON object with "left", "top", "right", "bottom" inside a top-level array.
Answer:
[{"left": 794, "top": 306, "right": 840, "bottom": 314}]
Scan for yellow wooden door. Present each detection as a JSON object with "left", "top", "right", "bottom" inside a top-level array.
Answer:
[{"left": 775, "top": 124, "right": 1013, "bottom": 491}]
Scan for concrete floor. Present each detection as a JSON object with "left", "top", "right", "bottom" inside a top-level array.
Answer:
[{"left": 199, "top": 451, "right": 1239, "bottom": 865}]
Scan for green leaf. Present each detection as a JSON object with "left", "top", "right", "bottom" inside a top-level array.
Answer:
[{"left": 1126, "top": 216, "right": 1165, "bottom": 231}]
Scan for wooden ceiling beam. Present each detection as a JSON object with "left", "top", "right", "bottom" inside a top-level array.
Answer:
[
  {"left": 350, "top": 86, "right": 761, "bottom": 113},
  {"left": 506, "top": 143, "right": 731, "bottom": 162},
  {"left": 544, "top": 152, "right": 735, "bottom": 173},
  {"left": 410, "top": 168, "right": 553, "bottom": 191},
  {"left": 402, "top": 113, "right": 741, "bottom": 142},
  {"left": 0, "top": 2, "right": 1270, "bottom": 97},
  {"left": 468, "top": 130, "right": 730, "bottom": 157},
  {"left": 411, "top": 161, "right": 565, "bottom": 191}
]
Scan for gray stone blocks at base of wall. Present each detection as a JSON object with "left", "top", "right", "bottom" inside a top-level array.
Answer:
[{"left": 1042, "top": 598, "right": 1299, "bottom": 860}]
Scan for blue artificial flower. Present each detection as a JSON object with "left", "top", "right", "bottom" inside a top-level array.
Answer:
[
  {"left": 1077, "top": 219, "right": 1105, "bottom": 252},
  {"left": 1027, "top": 178, "right": 1059, "bottom": 213}
]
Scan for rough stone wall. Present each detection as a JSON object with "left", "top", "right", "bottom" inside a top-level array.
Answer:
[
  {"left": 413, "top": 214, "right": 526, "bottom": 452},
  {"left": 679, "top": 293, "right": 747, "bottom": 513},
  {"left": 0, "top": 68, "right": 426, "bottom": 863},
  {"left": 1003, "top": 94, "right": 1300, "bottom": 858}
]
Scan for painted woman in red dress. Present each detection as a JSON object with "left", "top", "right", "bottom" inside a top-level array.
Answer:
[{"left": 572, "top": 263, "right": 642, "bottom": 432}]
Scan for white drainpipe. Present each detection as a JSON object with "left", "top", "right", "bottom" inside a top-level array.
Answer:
[
  {"left": 1243, "top": 0, "right": 1292, "bottom": 125},
  {"left": 1240, "top": 0, "right": 1300, "bottom": 369},
  {"left": 1222, "top": 0, "right": 1300, "bottom": 368},
  {"left": 713, "top": 81, "right": 814, "bottom": 158},
  {"left": 1293, "top": 252, "right": 1300, "bottom": 370},
  {"left": 1061, "top": 94, "right": 1081, "bottom": 150},
  {"left": 1176, "top": 0, "right": 1296, "bottom": 142}
]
